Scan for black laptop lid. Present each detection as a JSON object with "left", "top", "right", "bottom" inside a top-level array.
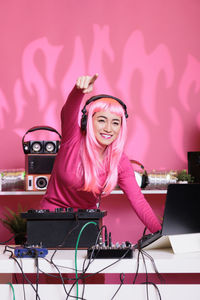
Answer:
[{"left": 162, "top": 184, "right": 200, "bottom": 235}]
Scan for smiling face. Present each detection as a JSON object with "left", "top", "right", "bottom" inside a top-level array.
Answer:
[{"left": 92, "top": 110, "right": 122, "bottom": 148}]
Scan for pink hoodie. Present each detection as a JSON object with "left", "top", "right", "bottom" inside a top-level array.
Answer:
[{"left": 40, "top": 86, "right": 161, "bottom": 233}]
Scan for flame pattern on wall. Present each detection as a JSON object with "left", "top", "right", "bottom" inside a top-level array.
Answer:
[{"left": 0, "top": 1, "right": 200, "bottom": 171}]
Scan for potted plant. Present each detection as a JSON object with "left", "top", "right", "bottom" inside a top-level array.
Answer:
[
  {"left": 176, "top": 169, "right": 194, "bottom": 183},
  {"left": 0, "top": 204, "right": 27, "bottom": 245}
]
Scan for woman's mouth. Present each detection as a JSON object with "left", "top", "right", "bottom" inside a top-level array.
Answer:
[{"left": 100, "top": 133, "right": 112, "bottom": 139}]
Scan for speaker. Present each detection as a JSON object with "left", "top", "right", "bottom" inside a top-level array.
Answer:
[
  {"left": 23, "top": 140, "right": 60, "bottom": 154},
  {"left": 22, "top": 126, "right": 61, "bottom": 154},
  {"left": 26, "top": 174, "right": 51, "bottom": 191},
  {"left": 21, "top": 209, "right": 107, "bottom": 248},
  {"left": 25, "top": 154, "right": 56, "bottom": 175},
  {"left": 188, "top": 152, "right": 200, "bottom": 183}
]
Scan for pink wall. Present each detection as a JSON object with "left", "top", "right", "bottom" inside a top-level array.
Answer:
[
  {"left": 0, "top": 0, "right": 200, "bottom": 172},
  {"left": 0, "top": 1, "right": 200, "bottom": 244}
]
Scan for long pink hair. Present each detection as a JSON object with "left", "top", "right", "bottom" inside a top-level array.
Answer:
[{"left": 77, "top": 98, "right": 127, "bottom": 196}]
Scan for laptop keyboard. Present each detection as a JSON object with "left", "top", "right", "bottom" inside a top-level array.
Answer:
[{"left": 134, "top": 230, "right": 162, "bottom": 249}]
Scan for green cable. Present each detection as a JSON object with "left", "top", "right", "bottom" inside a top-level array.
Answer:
[
  {"left": 75, "top": 221, "right": 97, "bottom": 300},
  {"left": 8, "top": 282, "right": 16, "bottom": 300}
]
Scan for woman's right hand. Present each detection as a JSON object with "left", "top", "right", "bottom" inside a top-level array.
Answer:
[{"left": 76, "top": 74, "right": 98, "bottom": 94}]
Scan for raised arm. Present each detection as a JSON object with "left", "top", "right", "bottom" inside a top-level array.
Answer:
[{"left": 61, "top": 74, "right": 98, "bottom": 142}]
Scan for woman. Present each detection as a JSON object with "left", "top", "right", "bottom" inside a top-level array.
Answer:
[{"left": 40, "top": 74, "right": 161, "bottom": 233}]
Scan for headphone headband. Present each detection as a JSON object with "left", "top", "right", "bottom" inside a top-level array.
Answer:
[
  {"left": 82, "top": 94, "right": 128, "bottom": 118},
  {"left": 22, "top": 125, "right": 62, "bottom": 154},
  {"left": 22, "top": 125, "right": 62, "bottom": 144},
  {"left": 81, "top": 94, "right": 128, "bottom": 131}
]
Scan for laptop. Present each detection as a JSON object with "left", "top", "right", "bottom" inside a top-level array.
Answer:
[{"left": 135, "top": 183, "right": 200, "bottom": 251}]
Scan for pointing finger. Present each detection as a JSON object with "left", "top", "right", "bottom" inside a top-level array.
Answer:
[{"left": 90, "top": 73, "right": 99, "bottom": 84}]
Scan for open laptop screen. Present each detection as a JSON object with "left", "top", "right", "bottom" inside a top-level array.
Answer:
[{"left": 162, "top": 183, "right": 200, "bottom": 235}]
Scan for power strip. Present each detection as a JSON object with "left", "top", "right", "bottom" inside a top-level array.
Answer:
[
  {"left": 14, "top": 247, "right": 48, "bottom": 258},
  {"left": 87, "top": 247, "right": 134, "bottom": 259}
]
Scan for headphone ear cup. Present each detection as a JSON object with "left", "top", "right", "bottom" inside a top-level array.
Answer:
[
  {"left": 81, "top": 113, "right": 88, "bottom": 131},
  {"left": 130, "top": 159, "right": 149, "bottom": 189},
  {"left": 141, "top": 173, "right": 149, "bottom": 188}
]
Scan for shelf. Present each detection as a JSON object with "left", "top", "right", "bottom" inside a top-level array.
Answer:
[
  {"left": 0, "top": 191, "right": 45, "bottom": 195},
  {"left": 0, "top": 189, "right": 167, "bottom": 196}
]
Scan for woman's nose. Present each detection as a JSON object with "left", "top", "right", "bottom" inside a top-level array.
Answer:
[{"left": 104, "top": 121, "right": 112, "bottom": 132}]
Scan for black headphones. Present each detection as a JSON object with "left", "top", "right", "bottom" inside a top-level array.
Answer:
[
  {"left": 22, "top": 125, "right": 62, "bottom": 154},
  {"left": 130, "top": 160, "right": 149, "bottom": 189},
  {"left": 81, "top": 94, "right": 128, "bottom": 131}
]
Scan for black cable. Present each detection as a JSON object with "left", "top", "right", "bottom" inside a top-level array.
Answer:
[
  {"left": 4, "top": 248, "right": 41, "bottom": 300},
  {"left": 50, "top": 214, "right": 80, "bottom": 263},
  {"left": 50, "top": 258, "right": 86, "bottom": 300},
  {"left": 65, "top": 225, "right": 107, "bottom": 300},
  {"left": 110, "top": 272, "right": 125, "bottom": 300},
  {"left": 141, "top": 249, "right": 165, "bottom": 284},
  {"left": 63, "top": 226, "right": 134, "bottom": 300},
  {"left": 3, "top": 227, "right": 132, "bottom": 300},
  {"left": 80, "top": 225, "right": 108, "bottom": 300},
  {"left": 46, "top": 215, "right": 90, "bottom": 300},
  {"left": 142, "top": 227, "right": 147, "bottom": 236},
  {"left": 66, "top": 225, "right": 129, "bottom": 300},
  {"left": 132, "top": 231, "right": 164, "bottom": 300},
  {"left": 132, "top": 247, "right": 141, "bottom": 284},
  {"left": 19, "top": 258, "right": 27, "bottom": 300},
  {"left": 42, "top": 257, "right": 83, "bottom": 275},
  {"left": 34, "top": 254, "right": 40, "bottom": 300},
  {"left": 140, "top": 249, "right": 164, "bottom": 300},
  {"left": 134, "top": 246, "right": 163, "bottom": 300},
  {"left": 40, "top": 225, "right": 106, "bottom": 282},
  {"left": 66, "top": 246, "right": 132, "bottom": 298},
  {"left": 80, "top": 255, "right": 88, "bottom": 300},
  {"left": 13, "top": 273, "right": 18, "bottom": 284},
  {"left": 35, "top": 226, "right": 106, "bottom": 300},
  {"left": 82, "top": 225, "right": 107, "bottom": 273},
  {"left": 141, "top": 281, "right": 162, "bottom": 300},
  {"left": 50, "top": 259, "right": 74, "bottom": 298},
  {"left": 140, "top": 249, "right": 150, "bottom": 300},
  {"left": 65, "top": 226, "right": 105, "bottom": 300}
]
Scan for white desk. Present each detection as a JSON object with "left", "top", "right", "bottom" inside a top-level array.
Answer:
[{"left": 0, "top": 246, "right": 200, "bottom": 300}]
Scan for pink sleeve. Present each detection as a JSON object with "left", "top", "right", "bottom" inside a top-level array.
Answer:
[
  {"left": 118, "top": 154, "right": 162, "bottom": 233},
  {"left": 61, "top": 86, "right": 84, "bottom": 143}
]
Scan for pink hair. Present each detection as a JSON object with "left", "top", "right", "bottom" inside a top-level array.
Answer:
[{"left": 77, "top": 98, "right": 127, "bottom": 196}]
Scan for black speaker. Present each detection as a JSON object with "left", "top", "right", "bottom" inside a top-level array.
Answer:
[
  {"left": 25, "top": 154, "right": 56, "bottom": 175},
  {"left": 188, "top": 152, "right": 200, "bottom": 183},
  {"left": 21, "top": 209, "right": 107, "bottom": 248},
  {"left": 23, "top": 140, "right": 60, "bottom": 154}
]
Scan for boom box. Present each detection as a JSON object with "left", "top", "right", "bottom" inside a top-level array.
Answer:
[
  {"left": 25, "top": 154, "right": 56, "bottom": 174},
  {"left": 22, "top": 126, "right": 61, "bottom": 154},
  {"left": 26, "top": 174, "right": 51, "bottom": 191},
  {"left": 25, "top": 154, "right": 56, "bottom": 191}
]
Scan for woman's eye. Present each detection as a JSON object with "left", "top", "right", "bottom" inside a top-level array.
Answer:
[
  {"left": 113, "top": 122, "right": 120, "bottom": 126},
  {"left": 98, "top": 119, "right": 105, "bottom": 123}
]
